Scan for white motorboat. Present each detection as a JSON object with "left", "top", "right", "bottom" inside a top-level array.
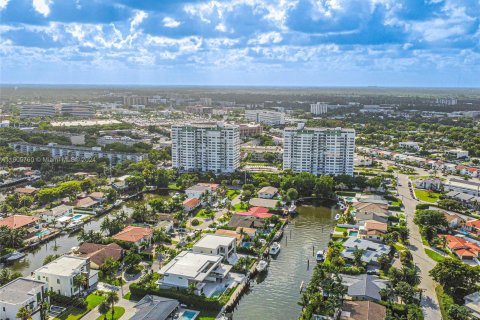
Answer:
[
  {"left": 334, "top": 213, "right": 342, "bottom": 220},
  {"left": 256, "top": 260, "right": 268, "bottom": 272},
  {"left": 5, "top": 251, "right": 26, "bottom": 262},
  {"left": 269, "top": 242, "right": 281, "bottom": 255},
  {"left": 288, "top": 204, "right": 297, "bottom": 213},
  {"left": 316, "top": 250, "right": 324, "bottom": 262}
]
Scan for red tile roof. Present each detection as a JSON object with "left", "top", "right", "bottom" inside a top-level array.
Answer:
[
  {"left": 78, "top": 242, "right": 123, "bottom": 266},
  {"left": 237, "top": 207, "right": 273, "bottom": 219},
  {"left": 112, "top": 226, "right": 153, "bottom": 243},
  {"left": 466, "top": 220, "right": 480, "bottom": 229},
  {"left": 0, "top": 215, "right": 39, "bottom": 229},
  {"left": 14, "top": 187, "right": 38, "bottom": 194},
  {"left": 183, "top": 198, "right": 200, "bottom": 208}
]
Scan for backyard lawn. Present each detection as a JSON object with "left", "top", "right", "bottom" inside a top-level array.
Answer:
[
  {"left": 195, "top": 209, "right": 214, "bottom": 218},
  {"left": 96, "top": 306, "right": 125, "bottom": 320},
  {"left": 232, "top": 202, "right": 249, "bottom": 212},
  {"left": 414, "top": 189, "right": 441, "bottom": 203},
  {"left": 425, "top": 248, "right": 446, "bottom": 262},
  {"left": 226, "top": 189, "right": 241, "bottom": 200},
  {"left": 54, "top": 294, "right": 105, "bottom": 320}
]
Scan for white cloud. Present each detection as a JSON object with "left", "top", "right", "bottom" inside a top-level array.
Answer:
[
  {"left": 131, "top": 11, "right": 148, "bottom": 31},
  {"left": 163, "top": 17, "right": 181, "bottom": 28},
  {"left": 215, "top": 23, "right": 227, "bottom": 32},
  {"left": 248, "top": 32, "right": 283, "bottom": 45},
  {"left": 0, "top": 0, "right": 9, "bottom": 11},
  {"left": 32, "top": 0, "right": 53, "bottom": 17}
]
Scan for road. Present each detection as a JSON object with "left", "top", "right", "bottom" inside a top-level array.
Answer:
[{"left": 397, "top": 173, "right": 442, "bottom": 320}]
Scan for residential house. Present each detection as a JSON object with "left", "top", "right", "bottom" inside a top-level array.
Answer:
[
  {"left": 157, "top": 251, "right": 232, "bottom": 297},
  {"left": 112, "top": 175, "right": 131, "bottom": 191},
  {"left": 193, "top": 234, "right": 237, "bottom": 263},
  {"left": 249, "top": 197, "right": 279, "bottom": 208},
  {"left": 39, "top": 205, "right": 74, "bottom": 226},
  {"left": 131, "top": 295, "right": 180, "bottom": 320},
  {"left": 0, "top": 278, "right": 48, "bottom": 320},
  {"left": 14, "top": 187, "right": 39, "bottom": 195},
  {"left": 444, "top": 235, "right": 480, "bottom": 263},
  {"left": 416, "top": 178, "right": 442, "bottom": 191},
  {"left": 112, "top": 226, "right": 153, "bottom": 251},
  {"left": 464, "top": 292, "right": 480, "bottom": 319},
  {"left": 76, "top": 242, "right": 123, "bottom": 269},
  {"left": 340, "top": 301, "right": 386, "bottom": 320},
  {"left": 445, "top": 178, "right": 480, "bottom": 196},
  {"left": 442, "top": 211, "right": 466, "bottom": 229},
  {"left": 446, "top": 191, "right": 480, "bottom": 210},
  {"left": 355, "top": 212, "right": 389, "bottom": 224},
  {"left": 341, "top": 238, "right": 391, "bottom": 265},
  {"left": 185, "top": 183, "right": 219, "bottom": 201},
  {"left": 33, "top": 256, "right": 98, "bottom": 297},
  {"left": 182, "top": 198, "right": 201, "bottom": 213},
  {"left": 257, "top": 186, "right": 278, "bottom": 199},
  {"left": 464, "top": 220, "right": 480, "bottom": 237},
  {"left": 340, "top": 274, "right": 389, "bottom": 301},
  {"left": 215, "top": 229, "right": 243, "bottom": 245},
  {"left": 227, "top": 214, "right": 265, "bottom": 229},
  {"left": 356, "top": 195, "right": 389, "bottom": 206},
  {"left": 73, "top": 196, "right": 100, "bottom": 210},
  {"left": 359, "top": 220, "right": 388, "bottom": 242},
  {"left": 88, "top": 192, "right": 105, "bottom": 204},
  {"left": 236, "top": 207, "right": 273, "bottom": 219},
  {"left": 0, "top": 214, "right": 39, "bottom": 230}
]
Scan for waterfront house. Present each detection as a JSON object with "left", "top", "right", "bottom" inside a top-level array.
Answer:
[
  {"left": 0, "top": 214, "right": 39, "bottom": 230},
  {"left": 14, "top": 187, "right": 39, "bottom": 195},
  {"left": 39, "top": 205, "right": 74, "bottom": 225},
  {"left": 215, "top": 229, "right": 243, "bottom": 245},
  {"left": 340, "top": 300, "right": 386, "bottom": 320},
  {"left": 464, "top": 292, "right": 480, "bottom": 319},
  {"left": 182, "top": 197, "right": 201, "bottom": 212},
  {"left": 464, "top": 219, "right": 480, "bottom": 237},
  {"left": 340, "top": 274, "right": 389, "bottom": 301},
  {"left": 0, "top": 278, "right": 49, "bottom": 320},
  {"left": 249, "top": 197, "right": 279, "bottom": 208},
  {"left": 76, "top": 242, "right": 123, "bottom": 269},
  {"left": 358, "top": 220, "right": 388, "bottom": 242},
  {"left": 236, "top": 207, "right": 273, "bottom": 219},
  {"left": 185, "top": 183, "right": 219, "bottom": 202},
  {"left": 132, "top": 295, "right": 180, "bottom": 320},
  {"left": 341, "top": 238, "right": 391, "bottom": 265},
  {"left": 73, "top": 196, "right": 100, "bottom": 210},
  {"left": 33, "top": 256, "right": 98, "bottom": 297},
  {"left": 227, "top": 214, "right": 265, "bottom": 229},
  {"left": 257, "top": 186, "right": 278, "bottom": 199},
  {"left": 157, "top": 251, "right": 232, "bottom": 297},
  {"left": 112, "top": 226, "right": 153, "bottom": 251},
  {"left": 193, "top": 234, "right": 237, "bottom": 263}
]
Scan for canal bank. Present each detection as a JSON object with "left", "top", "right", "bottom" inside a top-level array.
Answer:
[{"left": 232, "top": 202, "right": 337, "bottom": 320}]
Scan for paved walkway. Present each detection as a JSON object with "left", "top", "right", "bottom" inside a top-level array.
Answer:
[{"left": 397, "top": 173, "right": 442, "bottom": 320}]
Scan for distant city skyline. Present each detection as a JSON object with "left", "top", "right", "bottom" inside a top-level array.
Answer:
[{"left": 1, "top": 0, "right": 479, "bottom": 87}]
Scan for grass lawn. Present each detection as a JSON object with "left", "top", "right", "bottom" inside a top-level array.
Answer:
[
  {"left": 54, "top": 294, "right": 105, "bottom": 320},
  {"left": 195, "top": 209, "right": 213, "bottom": 218},
  {"left": 96, "top": 307, "right": 125, "bottom": 320},
  {"left": 198, "top": 310, "right": 218, "bottom": 320},
  {"left": 393, "top": 242, "right": 406, "bottom": 251},
  {"left": 414, "top": 189, "right": 441, "bottom": 203},
  {"left": 436, "top": 285, "right": 453, "bottom": 320},
  {"left": 122, "top": 292, "right": 131, "bottom": 300},
  {"left": 232, "top": 202, "right": 249, "bottom": 212},
  {"left": 425, "top": 248, "right": 446, "bottom": 262},
  {"left": 168, "top": 183, "right": 180, "bottom": 190},
  {"left": 334, "top": 226, "right": 348, "bottom": 233},
  {"left": 226, "top": 189, "right": 241, "bottom": 200}
]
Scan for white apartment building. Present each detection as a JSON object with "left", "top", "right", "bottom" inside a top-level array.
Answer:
[
  {"left": 283, "top": 124, "right": 355, "bottom": 176},
  {"left": 8, "top": 142, "right": 146, "bottom": 164},
  {"left": 20, "top": 104, "right": 57, "bottom": 118},
  {"left": 33, "top": 256, "right": 98, "bottom": 297},
  {"left": 0, "top": 278, "right": 48, "bottom": 320},
  {"left": 245, "top": 109, "right": 285, "bottom": 125},
  {"left": 171, "top": 123, "right": 240, "bottom": 173},
  {"left": 310, "top": 102, "right": 328, "bottom": 115}
]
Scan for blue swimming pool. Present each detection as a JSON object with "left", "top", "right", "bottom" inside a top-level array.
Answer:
[
  {"left": 180, "top": 310, "right": 199, "bottom": 320},
  {"left": 72, "top": 214, "right": 83, "bottom": 220},
  {"left": 35, "top": 230, "right": 50, "bottom": 237},
  {"left": 349, "top": 231, "right": 358, "bottom": 236}
]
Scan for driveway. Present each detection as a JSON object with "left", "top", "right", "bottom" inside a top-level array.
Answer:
[{"left": 397, "top": 173, "right": 442, "bottom": 320}]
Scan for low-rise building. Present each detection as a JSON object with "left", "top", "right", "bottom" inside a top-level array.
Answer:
[
  {"left": 340, "top": 274, "right": 389, "bottom": 302},
  {"left": 112, "top": 226, "right": 153, "bottom": 251},
  {"left": 445, "top": 149, "right": 469, "bottom": 159},
  {"left": 257, "top": 186, "right": 278, "bottom": 199},
  {"left": 185, "top": 183, "right": 219, "bottom": 200},
  {"left": 182, "top": 198, "right": 201, "bottom": 212},
  {"left": 0, "top": 214, "right": 39, "bottom": 230},
  {"left": 399, "top": 141, "right": 420, "bottom": 151},
  {"left": 0, "top": 278, "right": 48, "bottom": 320},
  {"left": 33, "top": 256, "right": 98, "bottom": 297},
  {"left": 416, "top": 178, "right": 442, "bottom": 191},
  {"left": 132, "top": 295, "right": 180, "bottom": 320},
  {"left": 445, "top": 178, "right": 480, "bottom": 196},
  {"left": 39, "top": 205, "right": 74, "bottom": 225},
  {"left": 340, "top": 300, "right": 386, "bottom": 320},
  {"left": 464, "top": 292, "right": 480, "bottom": 319},
  {"left": 444, "top": 235, "right": 480, "bottom": 263},
  {"left": 341, "top": 238, "right": 391, "bottom": 264},
  {"left": 359, "top": 220, "right": 388, "bottom": 242},
  {"left": 76, "top": 243, "right": 123, "bottom": 269},
  {"left": 193, "top": 234, "right": 237, "bottom": 263}
]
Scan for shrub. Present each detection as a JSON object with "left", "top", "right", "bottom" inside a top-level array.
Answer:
[
  {"left": 191, "top": 219, "right": 200, "bottom": 226},
  {"left": 416, "top": 203, "right": 430, "bottom": 210}
]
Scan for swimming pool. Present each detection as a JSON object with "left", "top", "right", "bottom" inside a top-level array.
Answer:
[
  {"left": 72, "top": 214, "right": 84, "bottom": 220},
  {"left": 36, "top": 230, "right": 50, "bottom": 237},
  {"left": 180, "top": 310, "right": 199, "bottom": 320},
  {"left": 349, "top": 231, "right": 358, "bottom": 236}
]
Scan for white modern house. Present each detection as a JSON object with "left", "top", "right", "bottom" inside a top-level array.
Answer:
[
  {"left": 193, "top": 234, "right": 237, "bottom": 263},
  {"left": 257, "top": 186, "right": 278, "bottom": 199},
  {"left": 283, "top": 124, "right": 355, "bottom": 176},
  {"left": 39, "top": 204, "right": 74, "bottom": 226},
  {"left": 0, "top": 278, "right": 48, "bottom": 320},
  {"left": 185, "top": 183, "right": 219, "bottom": 200},
  {"left": 33, "top": 256, "right": 98, "bottom": 297},
  {"left": 171, "top": 123, "right": 240, "bottom": 173},
  {"left": 157, "top": 251, "right": 232, "bottom": 296}
]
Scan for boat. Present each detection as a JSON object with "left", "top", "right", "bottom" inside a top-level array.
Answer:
[
  {"left": 334, "top": 213, "right": 341, "bottom": 220},
  {"left": 269, "top": 242, "right": 281, "bottom": 255},
  {"left": 256, "top": 260, "right": 268, "bottom": 273},
  {"left": 65, "top": 220, "right": 83, "bottom": 232},
  {"left": 113, "top": 200, "right": 123, "bottom": 208},
  {"left": 339, "top": 204, "right": 346, "bottom": 210},
  {"left": 5, "top": 251, "right": 26, "bottom": 262},
  {"left": 288, "top": 203, "right": 297, "bottom": 214},
  {"left": 273, "top": 229, "right": 284, "bottom": 241},
  {"left": 316, "top": 250, "right": 324, "bottom": 262}
]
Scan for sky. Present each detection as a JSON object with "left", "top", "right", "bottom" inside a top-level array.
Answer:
[{"left": 0, "top": 0, "right": 479, "bottom": 87}]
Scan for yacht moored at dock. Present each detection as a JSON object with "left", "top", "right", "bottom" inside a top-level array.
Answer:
[{"left": 269, "top": 242, "right": 281, "bottom": 255}]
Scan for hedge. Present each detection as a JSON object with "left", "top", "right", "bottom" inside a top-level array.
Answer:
[
  {"left": 129, "top": 283, "right": 223, "bottom": 312},
  {"left": 416, "top": 203, "right": 430, "bottom": 210}
]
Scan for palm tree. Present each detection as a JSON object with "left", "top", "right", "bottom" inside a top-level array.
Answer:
[
  {"left": 73, "top": 274, "right": 88, "bottom": 297},
  {"left": 16, "top": 306, "right": 32, "bottom": 320},
  {"left": 105, "top": 291, "right": 119, "bottom": 320},
  {"left": 98, "top": 301, "right": 110, "bottom": 320}
]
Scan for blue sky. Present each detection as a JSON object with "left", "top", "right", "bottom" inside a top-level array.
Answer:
[{"left": 0, "top": 0, "right": 479, "bottom": 87}]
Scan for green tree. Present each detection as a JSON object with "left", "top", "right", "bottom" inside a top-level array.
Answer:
[
  {"left": 100, "top": 257, "right": 120, "bottom": 280},
  {"left": 73, "top": 273, "right": 88, "bottom": 297},
  {"left": 16, "top": 306, "right": 32, "bottom": 320},
  {"left": 105, "top": 291, "right": 119, "bottom": 320},
  {"left": 0, "top": 268, "right": 22, "bottom": 286},
  {"left": 286, "top": 188, "right": 298, "bottom": 202},
  {"left": 430, "top": 258, "right": 480, "bottom": 299},
  {"left": 98, "top": 301, "right": 110, "bottom": 320},
  {"left": 394, "top": 281, "right": 416, "bottom": 304},
  {"left": 314, "top": 175, "right": 334, "bottom": 198},
  {"left": 447, "top": 304, "right": 472, "bottom": 320},
  {"left": 43, "top": 254, "right": 60, "bottom": 265}
]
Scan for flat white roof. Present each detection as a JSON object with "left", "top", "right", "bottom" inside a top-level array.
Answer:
[
  {"left": 194, "top": 234, "right": 235, "bottom": 249},
  {"left": 34, "top": 256, "right": 87, "bottom": 277},
  {"left": 159, "top": 251, "right": 222, "bottom": 281}
]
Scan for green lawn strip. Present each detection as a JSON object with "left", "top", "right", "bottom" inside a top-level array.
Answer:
[
  {"left": 334, "top": 226, "right": 348, "bottom": 233},
  {"left": 414, "top": 189, "right": 441, "bottom": 203},
  {"left": 96, "top": 306, "right": 125, "bottom": 320},
  {"left": 425, "top": 248, "right": 446, "bottom": 262},
  {"left": 435, "top": 285, "right": 453, "bottom": 320},
  {"left": 195, "top": 209, "right": 211, "bottom": 218},
  {"left": 198, "top": 310, "right": 218, "bottom": 320},
  {"left": 393, "top": 242, "right": 406, "bottom": 252},
  {"left": 232, "top": 202, "right": 249, "bottom": 212},
  {"left": 54, "top": 294, "right": 105, "bottom": 320},
  {"left": 226, "top": 189, "right": 241, "bottom": 200},
  {"left": 168, "top": 183, "right": 180, "bottom": 190}
]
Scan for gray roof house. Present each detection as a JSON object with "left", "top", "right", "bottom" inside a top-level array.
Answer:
[
  {"left": 340, "top": 274, "right": 389, "bottom": 301},
  {"left": 131, "top": 295, "right": 180, "bottom": 320},
  {"left": 341, "top": 237, "right": 391, "bottom": 264}
]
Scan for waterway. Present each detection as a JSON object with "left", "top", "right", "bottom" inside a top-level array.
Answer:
[
  {"left": 5, "top": 192, "right": 170, "bottom": 276},
  {"left": 233, "top": 202, "right": 337, "bottom": 320}
]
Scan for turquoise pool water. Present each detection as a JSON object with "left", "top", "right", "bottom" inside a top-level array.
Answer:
[
  {"left": 180, "top": 310, "right": 198, "bottom": 320},
  {"left": 36, "top": 230, "right": 50, "bottom": 237},
  {"left": 73, "top": 214, "right": 83, "bottom": 220},
  {"left": 349, "top": 231, "right": 358, "bottom": 236}
]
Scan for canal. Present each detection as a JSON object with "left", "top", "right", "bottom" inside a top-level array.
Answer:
[
  {"left": 233, "top": 202, "right": 337, "bottom": 320},
  {"left": 6, "top": 193, "right": 169, "bottom": 276}
]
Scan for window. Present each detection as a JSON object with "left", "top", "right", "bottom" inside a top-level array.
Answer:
[{"left": 57, "top": 279, "right": 60, "bottom": 284}]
